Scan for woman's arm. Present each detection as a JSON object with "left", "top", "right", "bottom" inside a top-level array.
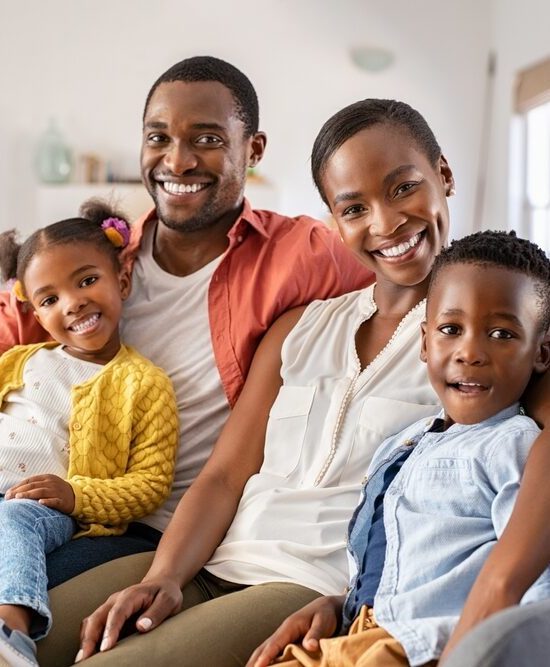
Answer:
[
  {"left": 76, "top": 306, "right": 306, "bottom": 662},
  {"left": 442, "top": 368, "right": 550, "bottom": 662}
]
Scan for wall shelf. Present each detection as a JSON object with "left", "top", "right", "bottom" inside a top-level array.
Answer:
[{"left": 35, "top": 178, "right": 279, "bottom": 230}]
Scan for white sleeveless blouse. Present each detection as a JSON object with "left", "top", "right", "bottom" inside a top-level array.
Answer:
[{"left": 206, "top": 285, "right": 439, "bottom": 595}]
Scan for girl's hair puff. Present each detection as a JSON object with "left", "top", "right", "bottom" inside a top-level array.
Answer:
[{"left": 0, "top": 199, "right": 129, "bottom": 290}]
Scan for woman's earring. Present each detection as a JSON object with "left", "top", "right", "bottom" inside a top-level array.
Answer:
[{"left": 447, "top": 186, "right": 456, "bottom": 197}]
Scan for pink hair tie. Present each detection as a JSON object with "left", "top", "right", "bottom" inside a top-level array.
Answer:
[{"left": 101, "top": 217, "right": 131, "bottom": 249}]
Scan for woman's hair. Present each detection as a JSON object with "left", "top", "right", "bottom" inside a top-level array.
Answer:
[
  {"left": 311, "top": 99, "right": 442, "bottom": 206},
  {"left": 429, "top": 230, "right": 550, "bottom": 332},
  {"left": 0, "top": 199, "right": 129, "bottom": 287}
]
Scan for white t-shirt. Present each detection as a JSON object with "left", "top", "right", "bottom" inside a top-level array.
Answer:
[
  {"left": 120, "top": 224, "right": 230, "bottom": 532},
  {"left": 0, "top": 347, "right": 101, "bottom": 493},
  {"left": 206, "top": 285, "right": 440, "bottom": 596}
]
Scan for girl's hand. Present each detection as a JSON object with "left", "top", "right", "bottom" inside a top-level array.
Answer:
[
  {"left": 4, "top": 474, "right": 75, "bottom": 513},
  {"left": 245, "top": 595, "right": 344, "bottom": 667},
  {"left": 75, "top": 577, "right": 183, "bottom": 662}
]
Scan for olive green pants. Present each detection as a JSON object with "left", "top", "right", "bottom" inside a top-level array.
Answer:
[{"left": 38, "top": 552, "right": 321, "bottom": 667}]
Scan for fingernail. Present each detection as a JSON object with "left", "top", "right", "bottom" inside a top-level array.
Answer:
[
  {"left": 138, "top": 617, "right": 153, "bottom": 630},
  {"left": 75, "top": 650, "right": 84, "bottom": 663},
  {"left": 100, "top": 638, "right": 110, "bottom": 652}
]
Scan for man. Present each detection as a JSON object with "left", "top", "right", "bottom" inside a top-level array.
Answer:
[{"left": 0, "top": 56, "right": 372, "bottom": 587}]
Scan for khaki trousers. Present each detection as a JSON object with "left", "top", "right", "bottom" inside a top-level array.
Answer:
[
  {"left": 277, "top": 606, "right": 438, "bottom": 667},
  {"left": 38, "top": 552, "right": 321, "bottom": 667}
]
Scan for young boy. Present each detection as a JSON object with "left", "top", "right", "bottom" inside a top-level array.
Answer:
[{"left": 248, "top": 230, "right": 550, "bottom": 667}]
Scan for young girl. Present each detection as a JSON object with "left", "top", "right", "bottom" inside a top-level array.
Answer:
[{"left": 0, "top": 201, "right": 178, "bottom": 667}]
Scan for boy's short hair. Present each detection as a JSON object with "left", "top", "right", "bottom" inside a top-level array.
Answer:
[{"left": 429, "top": 230, "right": 550, "bottom": 332}]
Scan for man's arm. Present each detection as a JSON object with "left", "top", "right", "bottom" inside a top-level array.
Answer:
[
  {"left": 0, "top": 289, "right": 50, "bottom": 353},
  {"left": 76, "top": 306, "right": 305, "bottom": 662},
  {"left": 306, "top": 223, "right": 374, "bottom": 298}
]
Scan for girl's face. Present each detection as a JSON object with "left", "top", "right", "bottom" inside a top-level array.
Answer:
[
  {"left": 321, "top": 123, "right": 454, "bottom": 293},
  {"left": 24, "top": 242, "right": 131, "bottom": 365}
]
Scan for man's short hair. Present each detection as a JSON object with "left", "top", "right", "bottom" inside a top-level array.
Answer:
[{"left": 144, "top": 56, "right": 259, "bottom": 136}]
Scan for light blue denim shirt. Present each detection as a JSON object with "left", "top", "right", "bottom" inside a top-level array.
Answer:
[{"left": 344, "top": 403, "right": 550, "bottom": 666}]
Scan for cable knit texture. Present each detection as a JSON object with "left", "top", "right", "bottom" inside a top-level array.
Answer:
[{"left": 0, "top": 342, "right": 178, "bottom": 537}]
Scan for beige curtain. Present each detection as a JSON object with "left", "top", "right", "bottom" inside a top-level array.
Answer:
[{"left": 515, "top": 56, "right": 550, "bottom": 113}]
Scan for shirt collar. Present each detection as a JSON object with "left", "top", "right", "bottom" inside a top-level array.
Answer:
[
  {"left": 426, "top": 402, "right": 522, "bottom": 435},
  {"left": 124, "top": 198, "right": 269, "bottom": 256},
  {"left": 227, "top": 198, "right": 270, "bottom": 240}
]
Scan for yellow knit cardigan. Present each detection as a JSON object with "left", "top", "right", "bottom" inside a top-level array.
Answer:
[{"left": 0, "top": 343, "right": 179, "bottom": 537}]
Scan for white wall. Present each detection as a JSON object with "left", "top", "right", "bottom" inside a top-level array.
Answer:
[
  {"left": 0, "top": 0, "right": 491, "bottom": 240},
  {"left": 483, "top": 0, "right": 550, "bottom": 231}
]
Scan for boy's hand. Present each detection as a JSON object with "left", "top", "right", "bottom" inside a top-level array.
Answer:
[
  {"left": 245, "top": 595, "right": 344, "bottom": 667},
  {"left": 4, "top": 474, "right": 75, "bottom": 514}
]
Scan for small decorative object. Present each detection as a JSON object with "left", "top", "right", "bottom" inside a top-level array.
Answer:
[
  {"left": 350, "top": 46, "right": 395, "bottom": 73},
  {"left": 35, "top": 119, "right": 72, "bottom": 183}
]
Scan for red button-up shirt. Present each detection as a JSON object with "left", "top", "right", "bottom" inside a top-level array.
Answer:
[{"left": 0, "top": 201, "right": 373, "bottom": 406}]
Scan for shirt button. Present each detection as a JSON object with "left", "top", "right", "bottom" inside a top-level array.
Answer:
[{"left": 72, "top": 422, "right": 82, "bottom": 431}]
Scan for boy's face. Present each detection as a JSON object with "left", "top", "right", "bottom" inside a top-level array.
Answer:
[{"left": 421, "top": 263, "right": 550, "bottom": 428}]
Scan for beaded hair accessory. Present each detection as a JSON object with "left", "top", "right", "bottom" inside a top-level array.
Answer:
[
  {"left": 101, "top": 217, "right": 131, "bottom": 249},
  {"left": 12, "top": 279, "right": 27, "bottom": 303}
]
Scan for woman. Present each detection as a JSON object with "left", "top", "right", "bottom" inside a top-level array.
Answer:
[{"left": 42, "top": 99, "right": 549, "bottom": 667}]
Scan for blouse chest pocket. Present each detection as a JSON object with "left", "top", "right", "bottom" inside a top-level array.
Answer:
[
  {"left": 358, "top": 397, "right": 440, "bottom": 439},
  {"left": 260, "top": 385, "right": 316, "bottom": 478},
  {"left": 343, "top": 397, "right": 440, "bottom": 483}
]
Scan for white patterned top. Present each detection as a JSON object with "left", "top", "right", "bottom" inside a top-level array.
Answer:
[{"left": 0, "top": 347, "right": 101, "bottom": 493}]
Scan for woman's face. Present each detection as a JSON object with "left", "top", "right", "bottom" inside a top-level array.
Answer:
[{"left": 321, "top": 123, "right": 454, "bottom": 291}]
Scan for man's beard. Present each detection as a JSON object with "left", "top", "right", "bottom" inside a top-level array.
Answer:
[{"left": 153, "top": 192, "right": 222, "bottom": 233}]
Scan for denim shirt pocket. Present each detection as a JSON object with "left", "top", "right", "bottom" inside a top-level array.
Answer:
[
  {"left": 417, "top": 457, "right": 474, "bottom": 482},
  {"left": 261, "top": 385, "right": 316, "bottom": 477},
  {"left": 405, "top": 457, "right": 476, "bottom": 513}
]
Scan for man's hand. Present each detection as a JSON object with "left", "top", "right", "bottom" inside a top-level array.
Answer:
[
  {"left": 4, "top": 474, "right": 75, "bottom": 514},
  {"left": 245, "top": 595, "right": 344, "bottom": 667},
  {"left": 75, "top": 577, "right": 183, "bottom": 662}
]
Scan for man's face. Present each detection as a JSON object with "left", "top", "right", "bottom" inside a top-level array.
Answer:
[
  {"left": 421, "top": 263, "right": 549, "bottom": 428},
  {"left": 141, "top": 80, "right": 263, "bottom": 233}
]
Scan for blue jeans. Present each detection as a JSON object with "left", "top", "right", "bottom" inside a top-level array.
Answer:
[
  {"left": 0, "top": 496, "right": 75, "bottom": 639},
  {"left": 45, "top": 522, "right": 161, "bottom": 588}
]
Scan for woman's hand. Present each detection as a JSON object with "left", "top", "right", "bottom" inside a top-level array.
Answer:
[
  {"left": 4, "top": 474, "right": 75, "bottom": 513},
  {"left": 522, "top": 352, "right": 550, "bottom": 427},
  {"left": 245, "top": 595, "right": 344, "bottom": 667},
  {"left": 75, "top": 576, "right": 183, "bottom": 662}
]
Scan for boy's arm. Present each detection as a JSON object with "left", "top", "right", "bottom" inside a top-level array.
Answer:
[
  {"left": 442, "top": 418, "right": 550, "bottom": 662},
  {"left": 246, "top": 595, "right": 345, "bottom": 667},
  {"left": 68, "top": 370, "right": 179, "bottom": 525}
]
